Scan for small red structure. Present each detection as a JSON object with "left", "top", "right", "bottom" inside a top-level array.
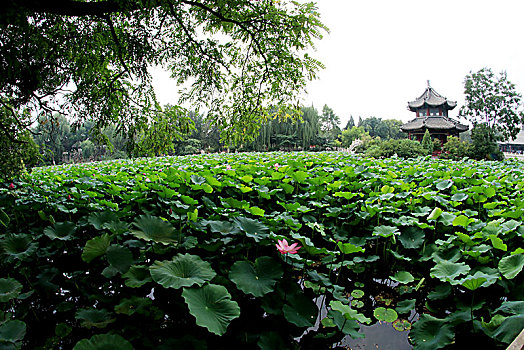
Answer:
[{"left": 401, "top": 81, "right": 468, "bottom": 143}]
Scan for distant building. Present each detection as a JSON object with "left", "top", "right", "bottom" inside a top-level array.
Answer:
[
  {"left": 401, "top": 81, "right": 468, "bottom": 143},
  {"left": 499, "top": 129, "right": 524, "bottom": 153}
]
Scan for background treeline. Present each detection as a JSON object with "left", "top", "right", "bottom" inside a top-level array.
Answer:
[{"left": 28, "top": 104, "right": 410, "bottom": 166}]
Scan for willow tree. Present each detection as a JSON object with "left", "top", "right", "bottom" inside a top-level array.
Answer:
[
  {"left": 249, "top": 105, "right": 322, "bottom": 151},
  {"left": 1, "top": 0, "right": 326, "bottom": 170}
]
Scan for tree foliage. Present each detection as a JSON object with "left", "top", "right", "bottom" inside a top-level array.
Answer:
[
  {"left": 248, "top": 106, "right": 324, "bottom": 151},
  {"left": 421, "top": 129, "right": 434, "bottom": 153},
  {"left": 460, "top": 68, "right": 524, "bottom": 142},
  {"left": 468, "top": 124, "right": 503, "bottom": 160},
  {"left": 441, "top": 136, "right": 470, "bottom": 160},
  {"left": 320, "top": 105, "right": 341, "bottom": 142},
  {"left": 1, "top": 0, "right": 327, "bottom": 153},
  {"left": 0, "top": 107, "right": 39, "bottom": 181},
  {"left": 359, "top": 117, "right": 405, "bottom": 139},
  {"left": 341, "top": 126, "right": 368, "bottom": 148}
]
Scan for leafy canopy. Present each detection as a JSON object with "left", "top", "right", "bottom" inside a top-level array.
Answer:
[
  {"left": 460, "top": 67, "right": 524, "bottom": 142},
  {"left": 1, "top": 0, "right": 327, "bottom": 147}
]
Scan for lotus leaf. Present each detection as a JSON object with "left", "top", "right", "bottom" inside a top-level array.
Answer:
[
  {"left": 81, "top": 234, "right": 111, "bottom": 263},
  {"left": 498, "top": 254, "right": 524, "bottom": 279},
  {"left": 73, "top": 333, "right": 132, "bottom": 350},
  {"left": 390, "top": 271, "right": 414, "bottom": 284},
  {"left": 182, "top": 284, "right": 240, "bottom": 335},
  {"left": 430, "top": 260, "right": 470, "bottom": 284},
  {"left": 398, "top": 227, "right": 425, "bottom": 249},
  {"left": 75, "top": 309, "right": 115, "bottom": 329},
  {"left": 43, "top": 221, "right": 76, "bottom": 240},
  {"left": 0, "top": 320, "right": 26, "bottom": 343},
  {"left": 122, "top": 265, "right": 153, "bottom": 288},
  {"left": 234, "top": 217, "right": 269, "bottom": 242},
  {"left": 410, "top": 314, "right": 454, "bottom": 350},
  {"left": 106, "top": 245, "right": 134, "bottom": 273},
  {"left": 131, "top": 214, "right": 178, "bottom": 245},
  {"left": 150, "top": 254, "right": 216, "bottom": 289},
  {"left": 0, "top": 278, "right": 22, "bottom": 302},
  {"left": 0, "top": 233, "right": 38, "bottom": 260},
  {"left": 229, "top": 256, "right": 283, "bottom": 297}
]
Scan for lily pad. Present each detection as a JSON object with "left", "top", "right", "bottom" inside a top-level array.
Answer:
[
  {"left": 106, "top": 245, "right": 134, "bottom": 273},
  {"left": 390, "top": 271, "right": 415, "bottom": 284},
  {"left": 75, "top": 308, "right": 115, "bottom": 329},
  {"left": 396, "top": 299, "right": 416, "bottom": 314},
  {"left": 229, "top": 256, "right": 283, "bottom": 297},
  {"left": 372, "top": 225, "right": 400, "bottom": 238},
  {"left": 436, "top": 180, "right": 453, "bottom": 190},
  {"left": 122, "top": 265, "right": 153, "bottom": 288},
  {"left": 150, "top": 254, "right": 216, "bottom": 289},
  {"left": 0, "top": 278, "right": 23, "bottom": 302},
  {"left": 399, "top": 227, "right": 425, "bottom": 249},
  {"left": 44, "top": 221, "right": 76, "bottom": 240},
  {"left": 337, "top": 241, "right": 365, "bottom": 254},
  {"left": 0, "top": 320, "right": 26, "bottom": 343},
  {"left": 283, "top": 291, "right": 319, "bottom": 327},
  {"left": 373, "top": 307, "right": 398, "bottom": 323},
  {"left": 392, "top": 319, "right": 411, "bottom": 332},
  {"left": 182, "top": 284, "right": 240, "bottom": 335},
  {"left": 351, "top": 289, "right": 364, "bottom": 299},
  {"left": 430, "top": 260, "right": 470, "bottom": 284},
  {"left": 87, "top": 211, "right": 119, "bottom": 230},
  {"left": 330, "top": 300, "right": 371, "bottom": 324},
  {"left": 234, "top": 217, "right": 269, "bottom": 242},
  {"left": 73, "top": 333, "right": 132, "bottom": 350},
  {"left": 0, "top": 233, "right": 38, "bottom": 261},
  {"left": 130, "top": 214, "right": 178, "bottom": 245},
  {"left": 498, "top": 254, "right": 524, "bottom": 279},
  {"left": 410, "top": 314, "right": 454, "bottom": 350},
  {"left": 82, "top": 234, "right": 111, "bottom": 263}
]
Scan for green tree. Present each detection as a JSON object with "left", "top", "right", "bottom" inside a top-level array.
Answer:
[
  {"left": 320, "top": 105, "right": 341, "bottom": 142},
  {"left": 33, "top": 114, "right": 74, "bottom": 165},
  {"left": 441, "top": 136, "right": 469, "bottom": 160},
  {"left": 344, "top": 116, "right": 355, "bottom": 130},
  {"left": 0, "top": 106, "right": 39, "bottom": 180},
  {"left": 248, "top": 105, "right": 324, "bottom": 151},
  {"left": 421, "top": 129, "right": 433, "bottom": 154},
  {"left": 341, "top": 126, "right": 368, "bottom": 147},
  {"left": 460, "top": 68, "right": 524, "bottom": 142},
  {"left": 130, "top": 105, "right": 194, "bottom": 157},
  {"left": 383, "top": 119, "right": 405, "bottom": 139},
  {"left": 468, "top": 124, "right": 503, "bottom": 160},
  {"left": 1, "top": 0, "right": 326, "bottom": 171}
]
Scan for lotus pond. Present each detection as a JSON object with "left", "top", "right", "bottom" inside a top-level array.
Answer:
[{"left": 0, "top": 152, "right": 523, "bottom": 349}]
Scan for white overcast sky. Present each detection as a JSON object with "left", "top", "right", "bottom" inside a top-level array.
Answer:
[{"left": 152, "top": 0, "right": 524, "bottom": 126}]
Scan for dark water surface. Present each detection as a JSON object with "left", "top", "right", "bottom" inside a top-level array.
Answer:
[{"left": 340, "top": 322, "right": 412, "bottom": 350}]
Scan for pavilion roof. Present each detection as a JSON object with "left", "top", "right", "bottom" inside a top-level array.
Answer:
[
  {"left": 401, "top": 116, "right": 468, "bottom": 132},
  {"left": 408, "top": 83, "right": 457, "bottom": 112}
]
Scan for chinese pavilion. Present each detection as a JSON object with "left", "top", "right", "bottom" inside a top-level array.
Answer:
[{"left": 401, "top": 82, "right": 468, "bottom": 143}]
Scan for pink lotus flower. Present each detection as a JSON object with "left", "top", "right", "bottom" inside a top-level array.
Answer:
[
  {"left": 226, "top": 164, "right": 232, "bottom": 170},
  {"left": 9, "top": 183, "right": 14, "bottom": 189},
  {"left": 274, "top": 163, "right": 280, "bottom": 170},
  {"left": 276, "top": 239, "right": 301, "bottom": 254},
  {"left": 67, "top": 195, "right": 72, "bottom": 200}
]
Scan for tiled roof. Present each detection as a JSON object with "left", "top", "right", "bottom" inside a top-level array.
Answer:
[
  {"left": 408, "top": 84, "right": 457, "bottom": 112},
  {"left": 401, "top": 116, "right": 469, "bottom": 132}
]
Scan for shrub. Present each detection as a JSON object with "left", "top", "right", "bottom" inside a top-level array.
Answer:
[
  {"left": 441, "top": 136, "right": 470, "bottom": 160},
  {"left": 365, "top": 138, "right": 428, "bottom": 158}
]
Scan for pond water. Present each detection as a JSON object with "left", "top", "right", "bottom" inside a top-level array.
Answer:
[{"left": 340, "top": 322, "right": 412, "bottom": 350}]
